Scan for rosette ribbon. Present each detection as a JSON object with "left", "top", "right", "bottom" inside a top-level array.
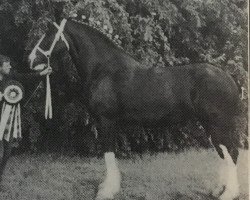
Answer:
[{"left": 0, "top": 81, "right": 24, "bottom": 141}]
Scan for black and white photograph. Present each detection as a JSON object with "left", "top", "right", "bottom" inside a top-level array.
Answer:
[{"left": 0, "top": 0, "right": 248, "bottom": 199}]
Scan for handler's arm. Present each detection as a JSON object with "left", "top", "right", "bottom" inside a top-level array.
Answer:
[{"left": 9, "top": 68, "right": 52, "bottom": 82}]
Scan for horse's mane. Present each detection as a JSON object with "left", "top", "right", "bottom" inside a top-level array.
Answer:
[
  {"left": 70, "top": 18, "right": 123, "bottom": 51},
  {"left": 68, "top": 18, "right": 141, "bottom": 65}
]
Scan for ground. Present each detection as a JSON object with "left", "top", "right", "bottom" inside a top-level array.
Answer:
[{"left": 0, "top": 148, "right": 248, "bottom": 200}]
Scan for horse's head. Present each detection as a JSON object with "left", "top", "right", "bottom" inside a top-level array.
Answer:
[{"left": 28, "top": 19, "right": 70, "bottom": 71}]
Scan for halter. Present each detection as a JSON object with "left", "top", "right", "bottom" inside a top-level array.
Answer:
[
  {"left": 29, "top": 19, "right": 69, "bottom": 119},
  {"left": 29, "top": 19, "right": 69, "bottom": 68}
]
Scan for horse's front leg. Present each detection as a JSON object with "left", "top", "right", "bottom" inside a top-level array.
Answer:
[{"left": 96, "top": 117, "right": 121, "bottom": 200}]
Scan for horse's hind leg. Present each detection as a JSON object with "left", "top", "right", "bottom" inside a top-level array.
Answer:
[
  {"left": 207, "top": 125, "right": 239, "bottom": 200},
  {"left": 96, "top": 117, "right": 121, "bottom": 200}
]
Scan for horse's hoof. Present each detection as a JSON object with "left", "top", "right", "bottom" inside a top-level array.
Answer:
[
  {"left": 96, "top": 186, "right": 114, "bottom": 200},
  {"left": 96, "top": 181, "right": 119, "bottom": 200},
  {"left": 96, "top": 178, "right": 120, "bottom": 200},
  {"left": 218, "top": 187, "right": 239, "bottom": 200},
  {"left": 219, "top": 193, "right": 239, "bottom": 200},
  {"left": 212, "top": 185, "right": 239, "bottom": 200},
  {"left": 96, "top": 168, "right": 121, "bottom": 200},
  {"left": 212, "top": 185, "right": 225, "bottom": 197}
]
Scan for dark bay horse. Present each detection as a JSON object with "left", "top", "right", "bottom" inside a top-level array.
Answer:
[{"left": 28, "top": 19, "right": 240, "bottom": 200}]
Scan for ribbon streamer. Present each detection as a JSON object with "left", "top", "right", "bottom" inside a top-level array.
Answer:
[
  {"left": 0, "top": 81, "right": 23, "bottom": 141},
  {"left": 13, "top": 104, "right": 21, "bottom": 139},
  {"left": 45, "top": 74, "right": 52, "bottom": 119},
  {"left": 4, "top": 105, "right": 15, "bottom": 141},
  {"left": 0, "top": 102, "right": 11, "bottom": 140},
  {"left": 0, "top": 103, "right": 22, "bottom": 142}
]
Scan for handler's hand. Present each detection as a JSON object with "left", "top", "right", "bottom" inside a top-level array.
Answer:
[{"left": 39, "top": 67, "right": 52, "bottom": 76}]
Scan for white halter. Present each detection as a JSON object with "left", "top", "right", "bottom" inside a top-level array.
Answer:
[
  {"left": 29, "top": 19, "right": 69, "bottom": 119},
  {"left": 29, "top": 19, "right": 69, "bottom": 69}
]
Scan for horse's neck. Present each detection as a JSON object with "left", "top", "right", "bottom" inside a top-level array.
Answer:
[{"left": 67, "top": 21, "right": 140, "bottom": 79}]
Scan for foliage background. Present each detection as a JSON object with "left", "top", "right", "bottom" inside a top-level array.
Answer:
[{"left": 0, "top": 0, "right": 248, "bottom": 155}]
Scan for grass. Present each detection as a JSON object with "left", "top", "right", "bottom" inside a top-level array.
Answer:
[{"left": 0, "top": 148, "right": 248, "bottom": 200}]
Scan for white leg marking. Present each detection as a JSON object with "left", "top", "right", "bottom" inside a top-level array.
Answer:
[
  {"left": 218, "top": 145, "right": 239, "bottom": 200},
  {"left": 96, "top": 152, "right": 121, "bottom": 200}
]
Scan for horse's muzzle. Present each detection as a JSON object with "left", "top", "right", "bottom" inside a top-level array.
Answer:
[{"left": 33, "top": 64, "right": 47, "bottom": 71}]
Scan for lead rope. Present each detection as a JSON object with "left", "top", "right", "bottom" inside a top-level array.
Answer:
[
  {"left": 23, "top": 81, "right": 43, "bottom": 108},
  {"left": 45, "top": 56, "right": 52, "bottom": 119}
]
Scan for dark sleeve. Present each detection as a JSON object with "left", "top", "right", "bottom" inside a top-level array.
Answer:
[{"left": 9, "top": 71, "right": 42, "bottom": 83}]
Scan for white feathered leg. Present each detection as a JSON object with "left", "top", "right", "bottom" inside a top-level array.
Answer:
[
  {"left": 218, "top": 145, "right": 239, "bottom": 200},
  {"left": 96, "top": 152, "right": 121, "bottom": 200}
]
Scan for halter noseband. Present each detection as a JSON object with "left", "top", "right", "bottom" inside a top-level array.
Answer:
[{"left": 29, "top": 19, "right": 69, "bottom": 69}]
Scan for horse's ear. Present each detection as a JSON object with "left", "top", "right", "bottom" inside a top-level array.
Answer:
[{"left": 53, "top": 2, "right": 65, "bottom": 24}]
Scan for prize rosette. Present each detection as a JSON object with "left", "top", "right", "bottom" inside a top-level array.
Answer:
[
  {"left": 0, "top": 80, "right": 24, "bottom": 141},
  {"left": 3, "top": 80, "right": 24, "bottom": 104}
]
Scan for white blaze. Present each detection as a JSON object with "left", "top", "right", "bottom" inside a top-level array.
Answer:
[
  {"left": 96, "top": 152, "right": 121, "bottom": 200},
  {"left": 28, "top": 34, "right": 46, "bottom": 69}
]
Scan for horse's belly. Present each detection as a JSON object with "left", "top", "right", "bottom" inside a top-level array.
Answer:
[
  {"left": 120, "top": 95, "right": 179, "bottom": 124},
  {"left": 120, "top": 103, "right": 188, "bottom": 126},
  {"left": 122, "top": 107, "right": 172, "bottom": 122}
]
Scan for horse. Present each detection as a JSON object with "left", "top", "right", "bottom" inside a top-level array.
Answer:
[{"left": 28, "top": 18, "right": 241, "bottom": 200}]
